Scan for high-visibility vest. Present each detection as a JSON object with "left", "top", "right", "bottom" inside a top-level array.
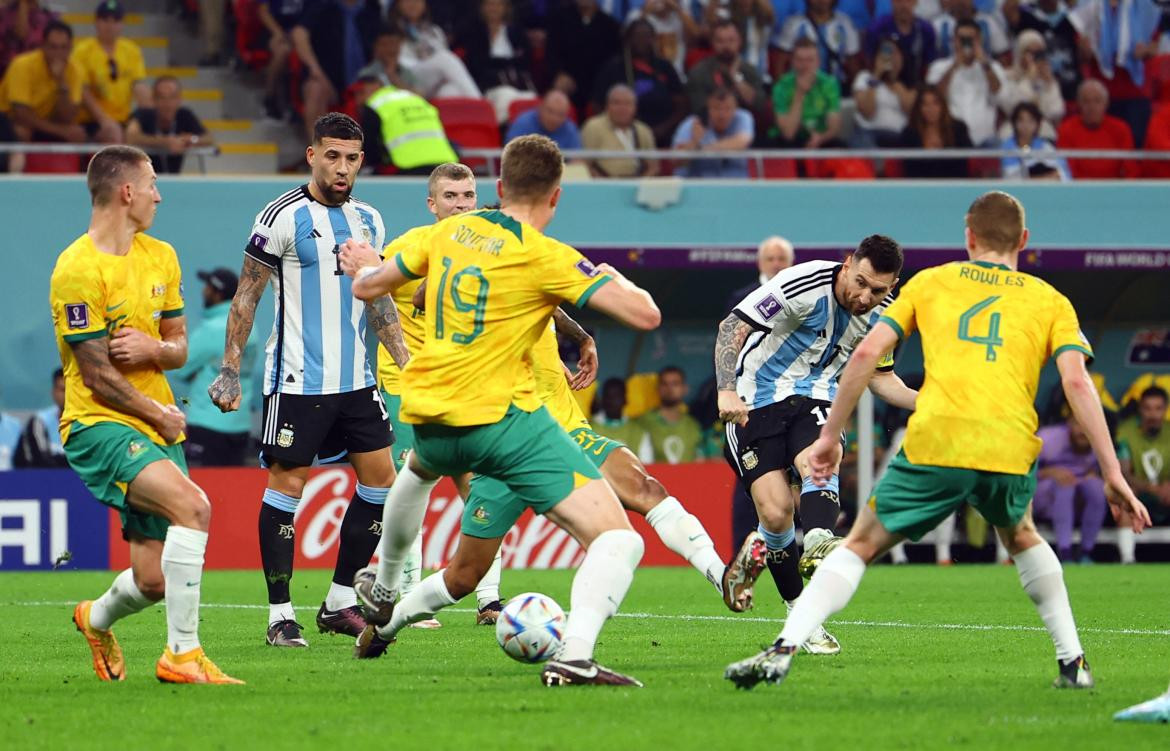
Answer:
[{"left": 367, "top": 86, "right": 458, "bottom": 169}]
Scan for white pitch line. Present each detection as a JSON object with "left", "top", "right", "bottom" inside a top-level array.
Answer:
[{"left": 5, "top": 600, "right": 1168, "bottom": 637}]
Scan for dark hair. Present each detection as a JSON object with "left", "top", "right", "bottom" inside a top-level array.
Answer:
[
  {"left": 1140, "top": 386, "right": 1169, "bottom": 404},
  {"left": 86, "top": 145, "right": 151, "bottom": 206},
  {"left": 53, "top": 368, "right": 64, "bottom": 381},
  {"left": 710, "top": 18, "right": 740, "bottom": 37},
  {"left": 792, "top": 37, "right": 819, "bottom": 52},
  {"left": 658, "top": 365, "right": 686, "bottom": 381},
  {"left": 374, "top": 22, "right": 404, "bottom": 40},
  {"left": 153, "top": 74, "right": 181, "bottom": 92},
  {"left": 707, "top": 86, "right": 736, "bottom": 104},
  {"left": 389, "top": 0, "right": 431, "bottom": 28},
  {"left": 908, "top": 85, "right": 956, "bottom": 147},
  {"left": 602, "top": 377, "right": 626, "bottom": 395},
  {"left": 955, "top": 18, "right": 980, "bottom": 36},
  {"left": 44, "top": 19, "right": 73, "bottom": 41},
  {"left": 853, "top": 235, "right": 904, "bottom": 275},
  {"left": 1011, "top": 101, "right": 1042, "bottom": 128},
  {"left": 313, "top": 112, "right": 363, "bottom": 145}
]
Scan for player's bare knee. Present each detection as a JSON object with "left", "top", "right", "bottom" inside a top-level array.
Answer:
[
  {"left": 757, "top": 503, "right": 794, "bottom": 532},
  {"left": 443, "top": 561, "right": 483, "bottom": 600},
  {"left": 174, "top": 484, "right": 211, "bottom": 530}
]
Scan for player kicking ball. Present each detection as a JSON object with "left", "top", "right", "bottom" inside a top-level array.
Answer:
[
  {"left": 343, "top": 135, "right": 661, "bottom": 686},
  {"left": 54, "top": 146, "right": 240, "bottom": 684},
  {"left": 724, "top": 191, "right": 1151, "bottom": 690}
]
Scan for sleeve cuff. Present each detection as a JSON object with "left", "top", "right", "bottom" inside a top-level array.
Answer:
[
  {"left": 1051, "top": 344, "right": 1094, "bottom": 364},
  {"left": 878, "top": 316, "right": 906, "bottom": 342},
  {"left": 395, "top": 254, "right": 424, "bottom": 280},
  {"left": 161, "top": 307, "right": 185, "bottom": 319},
  {"left": 244, "top": 242, "right": 279, "bottom": 268},
  {"left": 732, "top": 308, "right": 770, "bottom": 333},
  {"left": 574, "top": 275, "right": 612, "bottom": 308},
  {"left": 63, "top": 329, "right": 108, "bottom": 344}
]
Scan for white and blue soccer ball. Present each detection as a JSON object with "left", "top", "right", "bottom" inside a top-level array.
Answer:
[{"left": 495, "top": 592, "right": 566, "bottom": 664}]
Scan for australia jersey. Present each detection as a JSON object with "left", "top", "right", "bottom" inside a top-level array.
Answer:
[
  {"left": 881, "top": 260, "right": 1092, "bottom": 475},
  {"left": 50, "top": 233, "right": 184, "bottom": 444},
  {"left": 376, "top": 225, "right": 428, "bottom": 395},
  {"left": 245, "top": 185, "right": 386, "bottom": 397},
  {"left": 395, "top": 209, "right": 611, "bottom": 426},
  {"left": 532, "top": 320, "right": 590, "bottom": 432},
  {"left": 732, "top": 260, "right": 895, "bottom": 409}
]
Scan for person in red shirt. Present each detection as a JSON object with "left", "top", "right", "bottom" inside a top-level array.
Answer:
[
  {"left": 1057, "top": 79, "right": 1139, "bottom": 179},
  {"left": 1141, "top": 105, "right": 1170, "bottom": 178}
]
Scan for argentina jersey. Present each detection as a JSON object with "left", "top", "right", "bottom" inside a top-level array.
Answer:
[
  {"left": 245, "top": 185, "right": 386, "bottom": 396},
  {"left": 732, "top": 260, "right": 895, "bottom": 408}
]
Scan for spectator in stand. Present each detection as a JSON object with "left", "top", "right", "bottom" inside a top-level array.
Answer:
[
  {"left": 1000, "top": 101, "right": 1070, "bottom": 179},
  {"left": 0, "top": 393, "right": 20, "bottom": 471},
  {"left": 505, "top": 88, "right": 582, "bottom": 149},
  {"left": 866, "top": 0, "right": 938, "bottom": 87},
  {"left": 772, "top": 38, "right": 843, "bottom": 148},
  {"left": 198, "top": 0, "right": 227, "bottom": 67},
  {"left": 774, "top": 0, "right": 862, "bottom": 90},
  {"left": 933, "top": 0, "right": 1009, "bottom": 61},
  {"left": 671, "top": 86, "right": 753, "bottom": 176},
  {"left": 0, "top": 0, "right": 57, "bottom": 73},
  {"left": 356, "top": 24, "right": 419, "bottom": 92},
  {"left": 256, "top": 0, "right": 305, "bottom": 120},
  {"left": 1117, "top": 386, "right": 1170, "bottom": 526},
  {"left": 1016, "top": 0, "right": 1082, "bottom": 101},
  {"left": 455, "top": 0, "right": 536, "bottom": 123},
  {"left": 625, "top": 0, "right": 700, "bottom": 77},
  {"left": 0, "top": 109, "right": 18, "bottom": 171},
  {"left": 686, "top": 20, "right": 769, "bottom": 128},
  {"left": 592, "top": 18, "right": 687, "bottom": 146},
  {"left": 13, "top": 368, "right": 66, "bottom": 468},
  {"left": 71, "top": 1, "right": 148, "bottom": 144},
  {"left": 1034, "top": 414, "right": 1108, "bottom": 562},
  {"left": 547, "top": 0, "right": 622, "bottom": 116},
  {"left": 926, "top": 19, "right": 1005, "bottom": 145},
  {"left": 897, "top": 84, "right": 973, "bottom": 177},
  {"left": 702, "top": 0, "right": 775, "bottom": 79},
  {"left": 389, "top": 0, "right": 481, "bottom": 99},
  {"left": 582, "top": 83, "right": 659, "bottom": 176},
  {"left": 1057, "top": 78, "right": 1139, "bottom": 178},
  {"left": 592, "top": 377, "right": 648, "bottom": 451},
  {"left": 998, "top": 30, "right": 1065, "bottom": 139},
  {"left": 290, "top": 0, "right": 382, "bottom": 142},
  {"left": 1142, "top": 103, "right": 1170, "bottom": 178},
  {"left": 0, "top": 19, "right": 84, "bottom": 143},
  {"left": 1070, "top": 0, "right": 1161, "bottom": 147},
  {"left": 852, "top": 35, "right": 915, "bottom": 146},
  {"left": 126, "top": 76, "right": 214, "bottom": 175},
  {"left": 636, "top": 366, "right": 706, "bottom": 464},
  {"left": 359, "top": 77, "right": 459, "bottom": 172}
]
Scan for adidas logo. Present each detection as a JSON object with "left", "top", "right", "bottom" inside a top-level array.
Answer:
[{"left": 310, "top": 228, "right": 322, "bottom": 239}]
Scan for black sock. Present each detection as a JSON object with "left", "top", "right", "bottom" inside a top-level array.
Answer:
[
  {"left": 766, "top": 540, "right": 804, "bottom": 602},
  {"left": 332, "top": 493, "right": 384, "bottom": 588},
  {"left": 799, "top": 484, "right": 841, "bottom": 534},
  {"left": 259, "top": 503, "right": 296, "bottom": 605}
]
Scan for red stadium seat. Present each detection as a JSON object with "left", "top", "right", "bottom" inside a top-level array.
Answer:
[
  {"left": 507, "top": 97, "right": 541, "bottom": 124},
  {"left": 24, "top": 152, "right": 82, "bottom": 173},
  {"left": 1150, "top": 54, "right": 1170, "bottom": 103},
  {"left": 433, "top": 97, "right": 500, "bottom": 171}
]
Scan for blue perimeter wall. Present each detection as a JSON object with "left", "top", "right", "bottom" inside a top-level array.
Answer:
[{"left": 1, "top": 177, "right": 1168, "bottom": 410}]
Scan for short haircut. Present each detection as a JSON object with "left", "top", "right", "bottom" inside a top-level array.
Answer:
[
  {"left": 711, "top": 18, "right": 739, "bottom": 36},
  {"left": 313, "top": 112, "right": 363, "bottom": 145},
  {"left": 853, "top": 235, "right": 904, "bottom": 275},
  {"left": 52, "top": 367, "right": 64, "bottom": 381},
  {"left": 602, "top": 377, "right": 626, "bottom": 395},
  {"left": 153, "top": 74, "right": 181, "bottom": 92},
  {"left": 500, "top": 134, "right": 563, "bottom": 203},
  {"left": 1140, "top": 385, "right": 1169, "bottom": 404},
  {"left": 427, "top": 162, "right": 474, "bottom": 196},
  {"left": 966, "top": 191, "right": 1025, "bottom": 253},
  {"left": 375, "top": 22, "right": 404, "bottom": 39},
  {"left": 955, "top": 18, "right": 980, "bottom": 35},
  {"left": 707, "top": 86, "right": 736, "bottom": 104},
  {"left": 658, "top": 365, "right": 686, "bottom": 381},
  {"left": 44, "top": 19, "right": 72, "bottom": 40},
  {"left": 1010, "top": 101, "right": 1042, "bottom": 126},
  {"left": 792, "top": 37, "right": 819, "bottom": 52},
  {"left": 86, "top": 145, "right": 150, "bottom": 206}
]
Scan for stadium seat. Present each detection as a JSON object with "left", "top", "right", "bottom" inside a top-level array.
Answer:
[
  {"left": 24, "top": 152, "right": 82, "bottom": 173},
  {"left": 747, "top": 157, "right": 798, "bottom": 179},
  {"left": 506, "top": 97, "right": 541, "bottom": 123},
  {"left": 623, "top": 373, "right": 661, "bottom": 419},
  {"left": 433, "top": 97, "right": 500, "bottom": 172},
  {"left": 1149, "top": 54, "right": 1170, "bottom": 103}
]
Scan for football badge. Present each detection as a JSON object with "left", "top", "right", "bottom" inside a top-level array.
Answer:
[
  {"left": 276, "top": 427, "right": 295, "bottom": 448},
  {"left": 741, "top": 449, "right": 758, "bottom": 470}
]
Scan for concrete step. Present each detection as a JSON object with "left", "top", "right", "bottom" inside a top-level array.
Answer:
[
  {"left": 184, "top": 143, "right": 279, "bottom": 175},
  {"left": 182, "top": 88, "right": 224, "bottom": 121},
  {"left": 146, "top": 66, "right": 232, "bottom": 88},
  {"left": 202, "top": 119, "right": 289, "bottom": 145},
  {"left": 135, "top": 37, "right": 170, "bottom": 68},
  {"left": 61, "top": 12, "right": 175, "bottom": 37}
]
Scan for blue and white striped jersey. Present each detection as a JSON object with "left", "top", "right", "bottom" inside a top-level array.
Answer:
[
  {"left": 244, "top": 185, "right": 386, "bottom": 397},
  {"left": 732, "top": 260, "right": 894, "bottom": 409}
]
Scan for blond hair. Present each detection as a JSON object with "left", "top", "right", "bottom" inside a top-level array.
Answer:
[
  {"left": 427, "top": 162, "right": 475, "bottom": 197},
  {"left": 966, "top": 191, "right": 1025, "bottom": 253},
  {"left": 500, "top": 135, "right": 563, "bottom": 203},
  {"left": 86, "top": 145, "right": 151, "bottom": 206}
]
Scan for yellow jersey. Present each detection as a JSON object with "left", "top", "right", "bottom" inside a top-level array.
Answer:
[
  {"left": 50, "top": 233, "right": 185, "bottom": 444},
  {"left": 532, "top": 321, "right": 590, "bottom": 432},
  {"left": 71, "top": 37, "right": 146, "bottom": 123},
  {"left": 0, "top": 48, "right": 83, "bottom": 118},
  {"left": 396, "top": 209, "right": 611, "bottom": 426},
  {"left": 376, "top": 225, "right": 428, "bottom": 395},
  {"left": 881, "top": 260, "right": 1092, "bottom": 475}
]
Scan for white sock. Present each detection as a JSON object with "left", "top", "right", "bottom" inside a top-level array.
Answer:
[
  {"left": 1014, "top": 543, "right": 1083, "bottom": 661},
  {"left": 889, "top": 542, "right": 909, "bottom": 564},
  {"left": 559, "top": 529, "right": 644, "bottom": 663},
  {"left": 400, "top": 531, "right": 425, "bottom": 596},
  {"left": 778, "top": 546, "right": 866, "bottom": 648},
  {"left": 324, "top": 582, "right": 356, "bottom": 611},
  {"left": 645, "top": 497, "right": 725, "bottom": 593},
  {"left": 935, "top": 513, "right": 956, "bottom": 562},
  {"left": 161, "top": 525, "right": 207, "bottom": 654},
  {"left": 90, "top": 568, "right": 153, "bottom": 631},
  {"left": 269, "top": 602, "right": 296, "bottom": 625},
  {"left": 995, "top": 534, "right": 1011, "bottom": 563},
  {"left": 1117, "top": 527, "right": 1136, "bottom": 563},
  {"left": 475, "top": 549, "right": 503, "bottom": 607},
  {"left": 379, "top": 571, "right": 457, "bottom": 639},
  {"left": 374, "top": 464, "right": 439, "bottom": 599}
]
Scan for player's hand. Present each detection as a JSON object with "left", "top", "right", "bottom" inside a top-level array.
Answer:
[
  {"left": 110, "top": 327, "right": 161, "bottom": 367},
  {"left": 208, "top": 367, "right": 242, "bottom": 412},
  {"left": 806, "top": 435, "right": 840, "bottom": 485},
  {"left": 717, "top": 389, "right": 749, "bottom": 427},
  {"left": 569, "top": 337, "right": 598, "bottom": 390},
  {"left": 1048, "top": 467, "right": 1079, "bottom": 487},
  {"left": 339, "top": 238, "right": 379, "bottom": 277},
  {"left": 1103, "top": 471, "right": 1152, "bottom": 533},
  {"left": 156, "top": 402, "right": 186, "bottom": 444}
]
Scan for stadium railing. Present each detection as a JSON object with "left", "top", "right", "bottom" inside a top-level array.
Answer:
[{"left": 0, "top": 143, "right": 220, "bottom": 174}]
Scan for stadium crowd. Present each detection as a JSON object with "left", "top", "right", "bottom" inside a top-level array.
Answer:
[{"left": 1, "top": 0, "right": 1170, "bottom": 177}]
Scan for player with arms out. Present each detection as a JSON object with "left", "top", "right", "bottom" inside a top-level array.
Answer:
[
  {"left": 715, "top": 236, "right": 918, "bottom": 653},
  {"left": 57, "top": 145, "right": 241, "bottom": 684},
  {"left": 342, "top": 134, "right": 661, "bottom": 686},
  {"left": 207, "top": 113, "right": 409, "bottom": 647},
  {"left": 725, "top": 191, "right": 1151, "bottom": 690}
]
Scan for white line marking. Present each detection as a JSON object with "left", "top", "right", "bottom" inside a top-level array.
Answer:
[{"left": 5, "top": 601, "right": 1168, "bottom": 637}]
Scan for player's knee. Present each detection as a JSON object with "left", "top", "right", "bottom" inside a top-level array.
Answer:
[
  {"left": 135, "top": 572, "right": 166, "bottom": 601},
  {"left": 444, "top": 561, "right": 483, "bottom": 600},
  {"left": 174, "top": 484, "right": 212, "bottom": 530},
  {"left": 757, "top": 503, "right": 794, "bottom": 532}
]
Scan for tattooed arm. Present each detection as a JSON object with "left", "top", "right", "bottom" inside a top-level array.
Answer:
[
  {"left": 72, "top": 337, "right": 186, "bottom": 443},
  {"left": 553, "top": 307, "right": 597, "bottom": 390},
  {"left": 208, "top": 255, "right": 271, "bottom": 412},
  {"left": 715, "top": 313, "right": 753, "bottom": 426},
  {"left": 109, "top": 316, "right": 188, "bottom": 370},
  {"left": 367, "top": 294, "right": 411, "bottom": 369}
]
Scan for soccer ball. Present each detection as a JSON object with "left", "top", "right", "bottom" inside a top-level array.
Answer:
[{"left": 495, "top": 592, "right": 566, "bottom": 664}]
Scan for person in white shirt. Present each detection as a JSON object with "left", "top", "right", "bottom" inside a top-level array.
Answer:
[
  {"left": 388, "top": 0, "right": 481, "bottom": 98},
  {"left": 933, "top": 0, "right": 1009, "bottom": 60},
  {"left": 997, "top": 29, "right": 1065, "bottom": 140},
  {"left": 851, "top": 35, "right": 915, "bottom": 146},
  {"left": 926, "top": 18, "right": 1005, "bottom": 145}
]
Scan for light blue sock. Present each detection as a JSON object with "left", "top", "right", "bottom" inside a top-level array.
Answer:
[
  {"left": 757, "top": 524, "right": 796, "bottom": 552},
  {"left": 355, "top": 483, "right": 390, "bottom": 505},
  {"left": 262, "top": 488, "right": 299, "bottom": 513}
]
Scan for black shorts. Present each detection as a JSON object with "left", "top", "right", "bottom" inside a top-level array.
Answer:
[
  {"left": 723, "top": 396, "right": 843, "bottom": 488},
  {"left": 260, "top": 386, "right": 393, "bottom": 468}
]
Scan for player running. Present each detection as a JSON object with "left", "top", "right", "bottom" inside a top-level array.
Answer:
[
  {"left": 715, "top": 236, "right": 918, "bottom": 653},
  {"left": 208, "top": 113, "right": 409, "bottom": 647},
  {"left": 725, "top": 190, "right": 1151, "bottom": 690},
  {"left": 56, "top": 145, "right": 240, "bottom": 684},
  {"left": 343, "top": 134, "right": 661, "bottom": 686}
]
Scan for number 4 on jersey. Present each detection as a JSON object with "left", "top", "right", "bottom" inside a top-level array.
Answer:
[{"left": 958, "top": 296, "right": 1004, "bottom": 362}]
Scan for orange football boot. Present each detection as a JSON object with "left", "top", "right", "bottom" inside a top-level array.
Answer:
[{"left": 73, "top": 600, "right": 125, "bottom": 681}]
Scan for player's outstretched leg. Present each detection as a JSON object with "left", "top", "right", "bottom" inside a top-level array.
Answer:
[
  {"left": 401, "top": 531, "right": 442, "bottom": 629},
  {"left": 1115, "top": 686, "right": 1170, "bottom": 723},
  {"left": 318, "top": 481, "right": 388, "bottom": 637},
  {"left": 474, "top": 549, "right": 504, "bottom": 625},
  {"left": 74, "top": 567, "right": 156, "bottom": 681},
  {"left": 258, "top": 486, "right": 307, "bottom": 647}
]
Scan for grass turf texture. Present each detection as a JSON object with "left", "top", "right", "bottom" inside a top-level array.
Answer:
[{"left": 2, "top": 565, "right": 1167, "bottom": 750}]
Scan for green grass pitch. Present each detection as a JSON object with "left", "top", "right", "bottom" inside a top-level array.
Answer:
[{"left": 2, "top": 565, "right": 1167, "bottom": 750}]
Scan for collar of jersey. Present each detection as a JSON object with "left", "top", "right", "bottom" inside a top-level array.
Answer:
[{"left": 967, "top": 260, "right": 1012, "bottom": 271}]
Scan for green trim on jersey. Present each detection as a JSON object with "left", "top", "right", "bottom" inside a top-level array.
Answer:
[
  {"left": 878, "top": 315, "right": 905, "bottom": 342},
  {"left": 575, "top": 276, "right": 612, "bottom": 308},
  {"left": 63, "top": 329, "right": 108, "bottom": 344},
  {"left": 396, "top": 254, "right": 423, "bottom": 280},
  {"left": 160, "top": 307, "right": 185, "bottom": 319},
  {"left": 475, "top": 209, "right": 523, "bottom": 241}
]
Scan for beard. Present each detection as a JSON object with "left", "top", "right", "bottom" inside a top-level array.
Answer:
[{"left": 316, "top": 176, "right": 353, "bottom": 205}]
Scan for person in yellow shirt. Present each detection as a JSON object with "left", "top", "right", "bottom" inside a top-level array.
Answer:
[
  {"left": 342, "top": 134, "right": 662, "bottom": 686},
  {"left": 726, "top": 190, "right": 1151, "bottom": 693},
  {"left": 71, "top": 1, "right": 148, "bottom": 142},
  {"left": 51, "top": 145, "right": 240, "bottom": 685},
  {"left": 0, "top": 19, "right": 85, "bottom": 142}
]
